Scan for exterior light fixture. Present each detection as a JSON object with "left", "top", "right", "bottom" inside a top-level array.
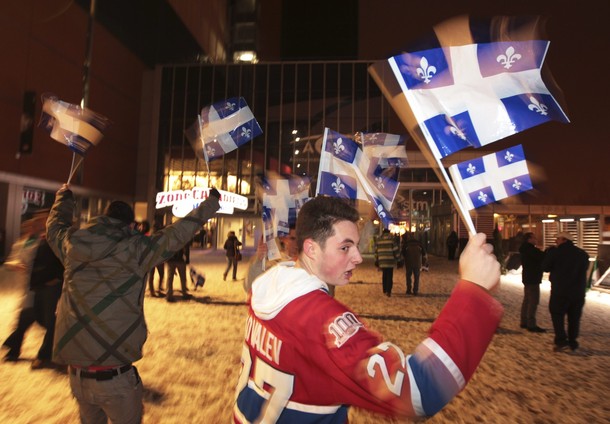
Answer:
[
  {"left": 559, "top": 218, "right": 574, "bottom": 222},
  {"left": 233, "top": 51, "right": 257, "bottom": 63},
  {"left": 579, "top": 217, "right": 596, "bottom": 221},
  {"left": 541, "top": 219, "right": 555, "bottom": 223}
]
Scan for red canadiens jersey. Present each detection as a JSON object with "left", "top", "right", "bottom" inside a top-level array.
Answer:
[{"left": 233, "top": 265, "right": 503, "bottom": 423}]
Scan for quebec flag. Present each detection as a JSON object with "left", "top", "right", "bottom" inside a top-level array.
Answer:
[
  {"left": 39, "top": 95, "right": 110, "bottom": 156},
  {"left": 199, "top": 97, "right": 262, "bottom": 161},
  {"left": 260, "top": 174, "right": 311, "bottom": 241},
  {"left": 387, "top": 40, "right": 569, "bottom": 159},
  {"left": 360, "top": 132, "right": 409, "bottom": 168},
  {"left": 448, "top": 144, "right": 532, "bottom": 210},
  {"left": 317, "top": 128, "right": 399, "bottom": 227}
]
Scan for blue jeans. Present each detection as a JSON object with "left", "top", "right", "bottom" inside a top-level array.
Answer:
[{"left": 69, "top": 366, "right": 143, "bottom": 424}]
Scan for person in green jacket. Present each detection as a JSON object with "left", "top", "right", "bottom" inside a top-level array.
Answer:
[
  {"left": 46, "top": 184, "right": 221, "bottom": 424},
  {"left": 375, "top": 228, "right": 400, "bottom": 297}
]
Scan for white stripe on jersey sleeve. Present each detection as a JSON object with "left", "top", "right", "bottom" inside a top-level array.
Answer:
[{"left": 422, "top": 337, "right": 465, "bottom": 389}]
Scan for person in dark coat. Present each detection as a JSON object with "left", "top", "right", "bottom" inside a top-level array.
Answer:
[
  {"left": 402, "top": 235, "right": 426, "bottom": 296},
  {"left": 446, "top": 231, "right": 458, "bottom": 260},
  {"left": 223, "top": 231, "right": 242, "bottom": 281},
  {"left": 518, "top": 233, "right": 546, "bottom": 332},
  {"left": 2, "top": 211, "right": 64, "bottom": 369},
  {"left": 542, "top": 232, "right": 590, "bottom": 352}
]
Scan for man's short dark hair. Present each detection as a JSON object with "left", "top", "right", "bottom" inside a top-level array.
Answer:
[
  {"left": 296, "top": 196, "right": 360, "bottom": 253},
  {"left": 105, "top": 201, "right": 135, "bottom": 225}
]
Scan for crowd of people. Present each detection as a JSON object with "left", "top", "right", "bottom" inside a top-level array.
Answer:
[{"left": 1, "top": 185, "right": 594, "bottom": 423}]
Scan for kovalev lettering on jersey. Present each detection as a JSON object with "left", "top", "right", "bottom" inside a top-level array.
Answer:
[{"left": 244, "top": 315, "right": 283, "bottom": 364}]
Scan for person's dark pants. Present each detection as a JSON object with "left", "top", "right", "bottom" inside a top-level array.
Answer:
[
  {"left": 520, "top": 284, "right": 541, "bottom": 328},
  {"left": 381, "top": 268, "right": 394, "bottom": 295},
  {"left": 166, "top": 261, "right": 188, "bottom": 298},
  {"left": 148, "top": 263, "right": 165, "bottom": 294},
  {"left": 549, "top": 294, "right": 585, "bottom": 349},
  {"left": 3, "top": 284, "right": 62, "bottom": 360},
  {"left": 406, "top": 266, "right": 420, "bottom": 294},
  {"left": 3, "top": 307, "right": 36, "bottom": 358},
  {"left": 224, "top": 256, "right": 238, "bottom": 280},
  {"left": 448, "top": 247, "right": 457, "bottom": 260}
]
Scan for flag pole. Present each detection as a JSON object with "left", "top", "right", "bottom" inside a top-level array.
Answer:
[
  {"left": 197, "top": 114, "right": 212, "bottom": 185},
  {"left": 368, "top": 61, "right": 477, "bottom": 236},
  {"left": 67, "top": 153, "right": 84, "bottom": 185}
]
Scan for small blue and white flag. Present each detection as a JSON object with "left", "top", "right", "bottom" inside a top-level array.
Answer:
[
  {"left": 260, "top": 174, "right": 311, "bottom": 242},
  {"left": 360, "top": 132, "right": 409, "bottom": 168},
  {"left": 316, "top": 128, "right": 399, "bottom": 227},
  {"left": 387, "top": 40, "right": 569, "bottom": 159},
  {"left": 199, "top": 97, "right": 262, "bottom": 161},
  {"left": 448, "top": 144, "right": 533, "bottom": 210},
  {"left": 39, "top": 95, "right": 110, "bottom": 156}
]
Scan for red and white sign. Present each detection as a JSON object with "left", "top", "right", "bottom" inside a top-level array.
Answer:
[{"left": 155, "top": 187, "right": 248, "bottom": 217}]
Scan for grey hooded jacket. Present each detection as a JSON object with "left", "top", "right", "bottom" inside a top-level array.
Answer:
[{"left": 46, "top": 188, "right": 220, "bottom": 366}]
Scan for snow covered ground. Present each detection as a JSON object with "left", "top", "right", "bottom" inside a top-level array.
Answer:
[{"left": 1, "top": 249, "right": 609, "bottom": 423}]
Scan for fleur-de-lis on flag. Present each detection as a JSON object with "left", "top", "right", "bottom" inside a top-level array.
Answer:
[
  {"left": 240, "top": 126, "right": 252, "bottom": 138},
  {"left": 466, "top": 163, "right": 477, "bottom": 175},
  {"left": 512, "top": 179, "right": 522, "bottom": 190},
  {"left": 206, "top": 145, "right": 216, "bottom": 158},
  {"left": 376, "top": 204, "right": 387, "bottom": 218},
  {"left": 417, "top": 57, "right": 436, "bottom": 84},
  {"left": 528, "top": 96, "right": 548, "bottom": 115},
  {"left": 477, "top": 191, "right": 488, "bottom": 203},
  {"left": 449, "top": 123, "right": 467, "bottom": 140},
  {"left": 225, "top": 100, "right": 237, "bottom": 110},
  {"left": 332, "top": 177, "right": 345, "bottom": 193},
  {"left": 375, "top": 176, "right": 385, "bottom": 190},
  {"left": 496, "top": 46, "right": 522, "bottom": 69},
  {"left": 333, "top": 138, "right": 345, "bottom": 155},
  {"left": 504, "top": 150, "right": 515, "bottom": 162}
]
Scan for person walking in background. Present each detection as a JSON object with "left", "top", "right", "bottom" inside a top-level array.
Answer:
[
  {"left": 233, "top": 196, "right": 503, "bottom": 422},
  {"left": 542, "top": 232, "right": 590, "bottom": 353},
  {"left": 375, "top": 228, "right": 399, "bottom": 297},
  {"left": 402, "top": 233, "right": 426, "bottom": 296},
  {"left": 2, "top": 211, "right": 64, "bottom": 370},
  {"left": 46, "top": 184, "right": 220, "bottom": 423},
  {"left": 147, "top": 222, "right": 166, "bottom": 297},
  {"left": 223, "top": 230, "right": 242, "bottom": 281},
  {"left": 519, "top": 232, "right": 546, "bottom": 333},
  {"left": 166, "top": 242, "right": 192, "bottom": 302},
  {"left": 446, "top": 230, "right": 458, "bottom": 260}
]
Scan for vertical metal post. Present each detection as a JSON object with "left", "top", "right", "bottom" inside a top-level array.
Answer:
[
  {"left": 75, "top": 0, "right": 96, "bottom": 202},
  {"left": 81, "top": 0, "right": 96, "bottom": 108}
]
